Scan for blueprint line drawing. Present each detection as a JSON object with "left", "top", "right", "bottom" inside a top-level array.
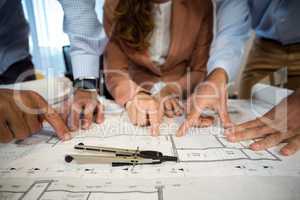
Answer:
[
  {"left": 170, "top": 135, "right": 282, "bottom": 163},
  {"left": 0, "top": 180, "right": 53, "bottom": 200},
  {"left": 0, "top": 180, "right": 163, "bottom": 200}
]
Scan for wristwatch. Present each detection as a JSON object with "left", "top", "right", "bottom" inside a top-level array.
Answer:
[
  {"left": 150, "top": 81, "right": 167, "bottom": 96},
  {"left": 73, "top": 77, "right": 99, "bottom": 92}
]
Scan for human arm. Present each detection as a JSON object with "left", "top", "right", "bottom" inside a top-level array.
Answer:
[
  {"left": 225, "top": 88, "right": 300, "bottom": 156},
  {"left": 103, "top": 1, "right": 162, "bottom": 135},
  {"left": 58, "top": 0, "right": 107, "bottom": 130},
  {"left": 0, "top": 89, "right": 71, "bottom": 143},
  {"left": 177, "top": 0, "right": 252, "bottom": 136}
]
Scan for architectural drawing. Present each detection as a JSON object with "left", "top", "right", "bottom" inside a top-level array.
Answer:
[
  {"left": 170, "top": 135, "right": 281, "bottom": 162},
  {"left": 0, "top": 180, "right": 163, "bottom": 200},
  {"left": 0, "top": 179, "right": 164, "bottom": 200},
  {"left": 0, "top": 100, "right": 300, "bottom": 199}
]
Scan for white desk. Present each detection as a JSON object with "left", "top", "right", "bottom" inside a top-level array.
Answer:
[{"left": 0, "top": 79, "right": 299, "bottom": 200}]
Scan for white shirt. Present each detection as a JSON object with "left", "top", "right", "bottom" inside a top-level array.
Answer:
[
  {"left": 59, "top": 0, "right": 108, "bottom": 79},
  {"left": 149, "top": 1, "right": 172, "bottom": 66}
]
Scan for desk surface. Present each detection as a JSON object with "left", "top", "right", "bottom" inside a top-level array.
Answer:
[{"left": 0, "top": 100, "right": 299, "bottom": 200}]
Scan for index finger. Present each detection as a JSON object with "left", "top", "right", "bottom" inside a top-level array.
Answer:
[
  {"left": 218, "top": 95, "right": 233, "bottom": 128},
  {"left": 224, "top": 118, "right": 264, "bottom": 136},
  {"left": 177, "top": 98, "right": 206, "bottom": 137},
  {"left": 30, "top": 93, "right": 71, "bottom": 141},
  {"left": 176, "top": 111, "right": 199, "bottom": 137},
  {"left": 148, "top": 105, "right": 162, "bottom": 137},
  {"left": 148, "top": 111, "right": 161, "bottom": 136},
  {"left": 43, "top": 111, "right": 71, "bottom": 140}
]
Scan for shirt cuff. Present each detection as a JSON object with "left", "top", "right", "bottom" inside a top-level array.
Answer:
[
  {"left": 207, "top": 59, "right": 239, "bottom": 83},
  {"left": 71, "top": 54, "right": 100, "bottom": 79},
  {"left": 150, "top": 81, "right": 167, "bottom": 96}
]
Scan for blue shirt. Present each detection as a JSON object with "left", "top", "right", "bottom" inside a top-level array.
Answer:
[
  {"left": 208, "top": 0, "right": 300, "bottom": 81},
  {"left": 0, "top": 0, "right": 30, "bottom": 75},
  {"left": 249, "top": 0, "right": 300, "bottom": 45}
]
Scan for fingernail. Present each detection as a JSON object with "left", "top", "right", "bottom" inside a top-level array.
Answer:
[
  {"left": 83, "top": 122, "right": 90, "bottom": 129},
  {"left": 250, "top": 143, "right": 260, "bottom": 150},
  {"left": 224, "top": 123, "right": 234, "bottom": 129},
  {"left": 224, "top": 130, "right": 231, "bottom": 136},
  {"left": 281, "top": 148, "right": 291, "bottom": 156},
  {"left": 96, "top": 119, "right": 104, "bottom": 124},
  {"left": 64, "top": 134, "right": 71, "bottom": 141},
  {"left": 227, "top": 135, "right": 235, "bottom": 142}
]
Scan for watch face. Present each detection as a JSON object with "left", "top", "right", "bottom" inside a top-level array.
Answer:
[{"left": 74, "top": 78, "right": 98, "bottom": 91}]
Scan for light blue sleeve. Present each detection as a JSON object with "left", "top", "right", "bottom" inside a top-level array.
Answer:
[
  {"left": 58, "top": 0, "right": 108, "bottom": 79},
  {"left": 207, "top": 0, "right": 251, "bottom": 82}
]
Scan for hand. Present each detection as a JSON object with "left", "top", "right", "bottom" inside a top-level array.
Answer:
[
  {"left": 177, "top": 68, "right": 231, "bottom": 137},
  {"left": 0, "top": 89, "right": 71, "bottom": 143},
  {"left": 126, "top": 92, "right": 163, "bottom": 136},
  {"left": 162, "top": 97, "right": 184, "bottom": 118},
  {"left": 154, "top": 85, "right": 184, "bottom": 118},
  {"left": 225, "top": 89, "right": 300, "bottom": 156},
  {"left": 70, "top": 89, "right": 104, "bottom": 131}
]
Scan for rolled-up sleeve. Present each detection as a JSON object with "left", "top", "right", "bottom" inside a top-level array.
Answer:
[
  {"left": 207, "top": 0, "right": 251, "bottom": 82},
  {"left": 58, "top": 0, "right": 108, "bottom": 79}
]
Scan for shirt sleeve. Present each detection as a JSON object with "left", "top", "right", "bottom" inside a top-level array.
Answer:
[
  {"left": 58, "top": 0, "right": 108, "bottom": 79},
  {"left": 207, "top": 0, "right": 251, "bottom": 82}
]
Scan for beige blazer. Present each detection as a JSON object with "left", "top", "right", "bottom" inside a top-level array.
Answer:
[{"left": 103, "top": 0, "right": 213, "bottom": 105}]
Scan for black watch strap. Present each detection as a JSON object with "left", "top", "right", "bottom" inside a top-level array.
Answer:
[{"left": 74, "top": 78, "right": 99, "bottom": 91}]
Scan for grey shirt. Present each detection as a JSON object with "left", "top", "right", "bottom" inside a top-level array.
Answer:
[{"left": 0, "top": 0, "right": 30, "bottom": 75}]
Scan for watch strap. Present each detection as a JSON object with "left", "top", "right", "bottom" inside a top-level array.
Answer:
[{"left": 74, "top": 78, "right": 99, "bottom": 91}]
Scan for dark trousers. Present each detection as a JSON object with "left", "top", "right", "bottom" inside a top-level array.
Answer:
[{"left": 0, "top": 57, "right": 36, "bottom": 85}]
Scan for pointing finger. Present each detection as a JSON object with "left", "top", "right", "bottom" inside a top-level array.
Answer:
[
  {"left": 218, "top": 99, "right": 233, "bottom": 128},
  {"left": 176, "top": 111, "right": 199, "bottom": 137},
  {"left": 250, "top": 132, "right": 283, "bottom": 151},
  {"left": 227, "top": 125, "right": 274, "bottom": 143},
  {"left": 225, "top": 118, "right": 264, "bottom": 136},
  {"left": 96, "top": 103, "right": 104, "bottom": 124},
  {"left": 82, "top": 103, "right": 96, "bottom": 129},
  {"left": 31, "top": 92, "right": 71, "bottom": 140},
  {"left": 148, "top": 104, "right": 161, "bottom": 136}
]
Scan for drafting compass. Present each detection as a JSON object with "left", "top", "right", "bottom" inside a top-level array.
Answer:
[{"left": 65, "top": 143, "right": 178, "bottom": 167}]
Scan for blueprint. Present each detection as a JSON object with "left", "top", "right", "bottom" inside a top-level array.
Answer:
[
  {"left": 0, "top": 100, "right": 300, "bottom": 200},
  {"left": 0, "top": 179, "right": 163, "bottom": 200}
]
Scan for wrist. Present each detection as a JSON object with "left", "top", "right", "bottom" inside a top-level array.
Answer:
[
  {"left": 207, "top": 68, "right": 228, "bottom": 84},
  {"left": 136, "top": 90, "right": 151, "bottom": 97},
  {"left": 74, "top": 88, "right": 98, "bottom": 100},
  {"left": 125, "top": 90, "right": 151, "bottom": 108},
  {"left": 155, "top": 85, "right": 180, "bottom": 101},
  {"left": 73, "top": 77, "right": 99, "bottom": 92},
  {"left": 150, "top": 81, "right": 167, "bottom": 96}
]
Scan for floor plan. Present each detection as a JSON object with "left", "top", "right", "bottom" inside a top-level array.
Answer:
[
  {"left": 171, "top": 134, "right": 281, "bottom": 162},
  {"left": 0, "top": 179, "right": 163, "bottom": 200},
  {"left": 0, "top": 100, "right": 300, "bottom": 200}
]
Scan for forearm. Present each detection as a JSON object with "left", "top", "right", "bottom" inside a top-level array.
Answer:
[
  {"left": 176, "top": 70, "right": 206, "bottom": 98},
  {"left": 105, "top": 71, "right": 147, "bottom": 106},
  {"left": 208, "top": 0, "right": 251, "bottom": 82}
]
